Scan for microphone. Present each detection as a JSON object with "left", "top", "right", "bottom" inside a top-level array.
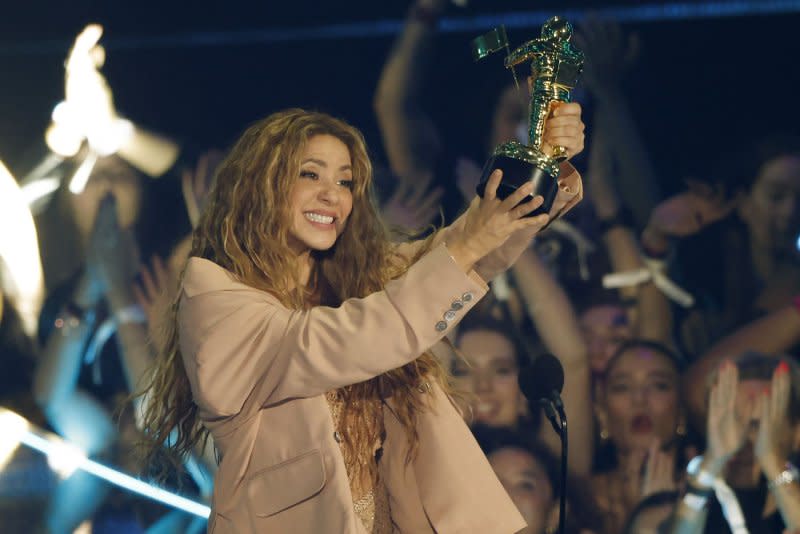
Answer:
[
  {"left": 518, "top": 354, "right": 568, "bottom": 534},
  {"left": 518, "top": 352, "right": 564, "bottom": 405}
]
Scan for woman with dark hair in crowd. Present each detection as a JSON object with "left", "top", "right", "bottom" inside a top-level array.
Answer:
[
  {"left": 139, "top": 107, "right": 584, "bottom": 533},
  {"left": 642, "top": 136, "right": 800, "bottom": 358},
  {"left": 592, "top": 339, "right": 688, "bottom": 533}
]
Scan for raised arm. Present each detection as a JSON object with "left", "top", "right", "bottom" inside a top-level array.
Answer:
[
  {"left": 511, "top": 247, "right": 593, "bottom": 475},
  {"left": 587, "top": 113, "right": 672, "bottom": 342},
  {"left": 32, "top": 274, "right": 117, "bottom": 533},
  {"left": 373, "top": 0, "right": 446, "bottom": 179},
  {"left": 575, "top": 18, "right": 660, "bottom": 228}
]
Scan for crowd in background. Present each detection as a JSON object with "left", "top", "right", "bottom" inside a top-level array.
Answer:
[{"left": 1, "top": 1, "right": 800, "bottom": 533}]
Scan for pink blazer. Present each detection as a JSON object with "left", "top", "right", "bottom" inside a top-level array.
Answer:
[{"left": 179, "top": 165, "right": 581, "bottom": 533}]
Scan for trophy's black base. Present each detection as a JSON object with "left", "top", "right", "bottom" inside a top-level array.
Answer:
[{"left": 476, "top": 154, "right": 559, "bottom": 216}]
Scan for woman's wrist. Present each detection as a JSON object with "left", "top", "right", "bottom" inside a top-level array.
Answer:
[
  {"left": 445, "top": 240, "right": 478, "bottom": 273},
  {"left": 641, "top": 225, "right": 670, "bottom": 258},
  {"left": 760, "top": 453, "right": 788, "bottom": 480},
  {"left": 107, "top": 287, "right": 137, "bottom": 312},
  {"left": 688, "top": 454, "right": 726, "bottom": 485}
]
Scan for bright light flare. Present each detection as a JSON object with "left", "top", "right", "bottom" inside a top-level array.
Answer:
[
  {"left": 68, "top": 152, "right": 98, "bottom": 194},
  {"left": 0, "top": 410, "right": 28, "bottom": 470},
  {"left": 0, "top": 407, "right": 210, "bottom": 518},
  {"left": 0, "top": 160, "right": 45, "bottom": 335},
  {"left": 46, "top": 440, "right": 86, "bottom": 479}
]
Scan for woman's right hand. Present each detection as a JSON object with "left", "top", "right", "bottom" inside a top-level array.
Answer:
[
  {"left": 447, "top": 169, "right": 550, "bottom": 272},
  {"left": 705, "top": 360, "right": 753, "bottom": 473}
]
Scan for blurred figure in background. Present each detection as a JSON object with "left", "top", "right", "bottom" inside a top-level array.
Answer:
[
  {"left": 475, "top": 425, "right": 602, "bottom": 534},
  {"left": 592, "top": 340, "right": 687, "bottom": 533}
]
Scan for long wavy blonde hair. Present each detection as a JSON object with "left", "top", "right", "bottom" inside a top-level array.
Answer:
[{"left": 139, "top": 108, "right": 449, "bottom": 487}]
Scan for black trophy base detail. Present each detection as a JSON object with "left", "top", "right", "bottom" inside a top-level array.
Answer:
[{"left": 476, "top": 154, "right": 559, "bottom": 217}]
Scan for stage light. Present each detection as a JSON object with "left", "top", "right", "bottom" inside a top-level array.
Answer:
[
  {"left": 0, "top": 410, "right": 28, "bottom": 470},
  {"left": 0, "top": 407, "right": 211, "bottom": 518},
  {"left": 0, "top": 160, "right": 45, "bottom": 334},
  {"left": 19, "top": 177, "right": 61, "bottom": 206},
  {"left": 68, "top": 152, "right": 97, "bottom": 194}
]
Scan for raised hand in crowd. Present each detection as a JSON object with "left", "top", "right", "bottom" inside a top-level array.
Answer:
[
  {"left": 576, "top": 17, "right": 661, "bottom": 228},
  {"left": 702, "top": 361, "right": 753, "bottom": 476},
  {"left": 754, "top": 361, "right": 792, "bottom": 474},
  {"left": 754, "top": 362, "right": 800, "bottom": 531},
  {"left": 455, "top": 157, "right": 482, "bottom": 204},
  {"left": 641, "top": 439, "right": 679, "bottom": 500},
  {"left": 133, "top": 255, "right": 172, "bottom": 349},
  {"left": 574, "top": 16, "right": 640, "bottom": 100},
  {"left": 85, "top": 194, "right": 141, "bottom": 306},
  {"left": 182, "top": 150, "right": 223, "bottom": 228},
  {"left": 641, "top": 183, "right": 738, "bottom": 255},
  {"left": 380, "top": 171, "right": 443, "bottom": 232}
]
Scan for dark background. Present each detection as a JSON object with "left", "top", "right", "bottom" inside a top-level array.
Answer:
[{"left": 1, "top": 0, "right": 798, "bottom": 193}]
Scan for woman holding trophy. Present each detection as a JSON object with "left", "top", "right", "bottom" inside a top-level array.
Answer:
[{"left": 138, "top": 92, "right": 583, "bottom": 534}]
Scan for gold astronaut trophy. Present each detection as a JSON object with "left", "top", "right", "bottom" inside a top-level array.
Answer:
[{"left": 472, "top": 17, "right": 584, "bottom": 215}]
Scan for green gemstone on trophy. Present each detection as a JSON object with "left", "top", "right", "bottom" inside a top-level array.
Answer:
[{"left": 472, "top": 17, "right": 584, "bottom": 216}]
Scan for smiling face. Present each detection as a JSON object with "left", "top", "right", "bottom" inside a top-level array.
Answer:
[
  {"left": 452, "top": 328, "right": 525, "bottom": 428},
  {"left": 600, "top": 347, "right": 681, "bottom": 453},
  {"left": 489, "top": 447, "right": 556, "bottom": 534},
  {"left": 286, "top": 134, "right": 354, "bottom": 256}
]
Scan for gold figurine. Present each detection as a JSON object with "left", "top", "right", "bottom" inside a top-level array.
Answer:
[{"left": 472, "top": 17, "right": 584, "bottom": 213}]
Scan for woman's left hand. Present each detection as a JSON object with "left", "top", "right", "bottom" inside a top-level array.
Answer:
[
  {"left": 755, "top": 361, "right": 792, "bottom": 474},
  {"left": 641, "top": 439, "right": 677, "bottom": 499},
  {"left": 540, "top": 102, "right": 585, "bottom": 161}
]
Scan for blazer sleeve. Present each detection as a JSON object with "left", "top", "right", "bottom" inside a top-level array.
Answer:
[{"left": 179, "top": 244, "right": 488, "bottom": 419}]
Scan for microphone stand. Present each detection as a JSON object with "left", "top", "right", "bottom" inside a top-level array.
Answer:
[{"left": 540, "top": 393, "right": 567, "bottom": 534}]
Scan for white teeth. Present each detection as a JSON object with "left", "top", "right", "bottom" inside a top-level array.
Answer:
[{"left": 305, "top": 212, "right": 334, "bottom": 224}]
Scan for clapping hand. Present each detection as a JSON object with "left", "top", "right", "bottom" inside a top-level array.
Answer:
[
  {"left": 754, "top": 361, "right": 792, "bottom": 475},
  {"left": 641, "top": 439, "right": 678, "bottom": 498},
  {"left": 705, "top": 361, "right": 754, "bottom": 474}
]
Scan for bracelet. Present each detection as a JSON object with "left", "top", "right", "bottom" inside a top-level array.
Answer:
[
  {"left": 682, "top": 492, "right": 708, "bottom": 512},
  {"left": 768, "top": 462, "right": 799, "bottom": 491},
  {"left": 686, "top": 455, "right": 717, "bottom": 488},
  {"left": 115, "top": 304, "right": 147, "bottom": 326},
  {"left": 685, "top": 480, "right": 714, "bottom": 498}
]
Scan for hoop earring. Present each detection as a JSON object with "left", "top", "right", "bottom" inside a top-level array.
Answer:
[{"left": 600, "top": 428, "right": 609, "bottom": 441}]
